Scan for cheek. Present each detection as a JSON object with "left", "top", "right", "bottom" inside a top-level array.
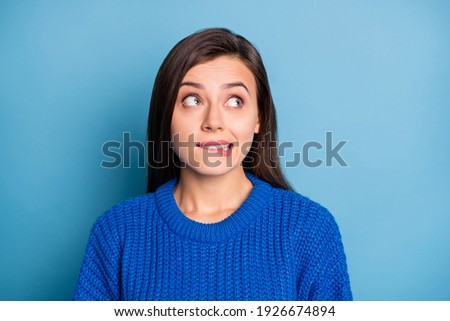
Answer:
[
  {"left": 229, "top": 118, "right": 258, "bottom": 155},
  {"left": 232, "top": 113, "right": 259, "bottom": 138},
  {"left": 171, "top": 108, "right": 199, "bottom": 136},
  {"left": 171, "top": 110, "right": 187, "bottom": 137}
]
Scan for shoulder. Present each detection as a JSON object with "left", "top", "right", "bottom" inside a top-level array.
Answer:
[
  {"left": 272, "top": 185, "right": 334, "bottom": 219},
  {"left": 101, "top": 192, "right": 156, "bottom": 220},
  {"left": 268, "top": 185, "right": 341, "bottom": 241},
  {"left": 248, "top": 173, "right": 339, "bottom": 236},
  {"left": 246, "top": 172, "right": 339, "bottom": 228},
  {"left": 92, "top": 192, "right": 158, "bottom": 238}
]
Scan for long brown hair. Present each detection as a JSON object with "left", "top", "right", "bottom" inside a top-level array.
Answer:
[{"left": 146, "top": 28, "right": 293, "bottom": 192}]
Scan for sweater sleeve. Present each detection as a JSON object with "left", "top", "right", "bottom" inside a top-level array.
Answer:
[
  {"left": 73, "top": 208, "right": 123, "bottom": 301},
  {"left": 295, "top": 205, "right": 353, "bottom": 301}
]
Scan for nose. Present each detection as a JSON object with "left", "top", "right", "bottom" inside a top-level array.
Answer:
[{"left": 201, "top": 103, "right": 224, "bottom": 132}]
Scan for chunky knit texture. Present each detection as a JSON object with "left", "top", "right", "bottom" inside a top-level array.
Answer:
[{"left": 73, "top": 173, "right": 352, "bottom": 300}]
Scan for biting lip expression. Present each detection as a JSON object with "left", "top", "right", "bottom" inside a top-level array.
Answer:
[
  {"left": 170, "top": 56, "right": 260, "bottom": 175},
  {"left": 196, "top": 140, "right": 234, "bottom": 157}
]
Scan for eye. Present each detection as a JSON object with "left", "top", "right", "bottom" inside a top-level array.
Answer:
[
  {"left": 225, "top": 96, "right": 243, "bottom": 108},
  {"left": 182, "top": 95, "right": 201, "bottom": 107}
]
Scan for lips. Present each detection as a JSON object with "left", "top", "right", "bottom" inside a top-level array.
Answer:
[{"left": 197, "top": 140, "right": 233, "bottom": 156}]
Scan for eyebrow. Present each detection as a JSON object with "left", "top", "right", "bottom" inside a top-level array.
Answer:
[
  {"left": 179, "top": 81, "right": 204, "bottom": 89},
  {"left": 222, "top": 82, "right": 250, "bottom": 94},
  {"left": 179, "top": 81, "right": 250, "bottom": 94}
]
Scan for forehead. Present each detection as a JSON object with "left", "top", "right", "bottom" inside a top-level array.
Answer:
[{"left": 182, "top": 56, "right": 256, "bottom": 89}]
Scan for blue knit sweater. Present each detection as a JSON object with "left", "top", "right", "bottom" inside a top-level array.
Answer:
[{"left": 73, "top": 173, "right": 352, "bottom": 300}]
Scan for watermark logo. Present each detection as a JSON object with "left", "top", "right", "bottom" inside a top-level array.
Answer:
[{"left": 101, "top": 132, "right": 348, "bottom": 169}]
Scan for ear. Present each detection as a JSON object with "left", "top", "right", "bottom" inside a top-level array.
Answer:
[{"left": 254, "top": 115, "right": 260, "bottom": 134}]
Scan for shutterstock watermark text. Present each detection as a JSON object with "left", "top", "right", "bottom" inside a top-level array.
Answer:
[{"left": 100, "top": 132, "right": 348, "bottom": 169}]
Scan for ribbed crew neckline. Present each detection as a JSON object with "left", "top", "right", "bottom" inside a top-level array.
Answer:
[{"left": 154, "top": 172, "right": 272, "bottom": 243}]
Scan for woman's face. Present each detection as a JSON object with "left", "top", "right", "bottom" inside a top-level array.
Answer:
[{"left": 171, "top": 55, "right": 260, "bottom": 177}]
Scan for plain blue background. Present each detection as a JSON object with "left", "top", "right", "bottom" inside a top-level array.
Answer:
[{"left": 1, "top": 0, "right": 449, "bottom": 300}]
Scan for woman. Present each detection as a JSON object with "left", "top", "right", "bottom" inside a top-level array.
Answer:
[{"left": 73, "top": 28, "right": 352, "bottom": 300}]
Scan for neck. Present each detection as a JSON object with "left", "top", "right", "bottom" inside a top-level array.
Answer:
[{"left": 173, "top": 167, "right": 253, "bottom": 223}]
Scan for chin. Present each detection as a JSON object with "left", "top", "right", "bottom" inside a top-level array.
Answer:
[
  {"left": 176, "top": 147, "right": 250, "bottom": 177},
  {"left": 186, "top": 164, "right": 239, "bottom": 177},
  {"left": 181, "top": 156, "right": 245, "bottom": 177}
]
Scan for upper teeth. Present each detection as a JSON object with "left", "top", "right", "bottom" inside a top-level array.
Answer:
[{"left": 204, "top": 144, "right": 229, "bottom": 150}]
